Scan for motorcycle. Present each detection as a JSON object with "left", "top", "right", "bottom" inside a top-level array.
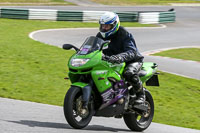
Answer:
[{"left": 63, "top": 36, "right": 159, "bottom": 131}]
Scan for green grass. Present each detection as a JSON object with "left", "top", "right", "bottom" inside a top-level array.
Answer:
[
  {"left": 0, "top": 0, "right": 74, "bottom": 5},
  {"left": 146, "top": 72, "right": 200, "bottom": 129},
  {"left": 91, "top": 0, "right": 200, "bottom": 5},
  {"left": 0, "top": 18, "right": 199, "bottom": 130},
  {"left": 153, "top": 48, "right": 200, "bottom": 62},
  {"left": 1, "top": 0, "right": 200, "bottom": 5}
]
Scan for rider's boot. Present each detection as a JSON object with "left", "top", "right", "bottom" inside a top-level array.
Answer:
[
  {"left": 132, "top": 80, "right": 145, "bottom": 105},
  {"left": 135, "top": 88, "right": 145, "bottom": 104}
]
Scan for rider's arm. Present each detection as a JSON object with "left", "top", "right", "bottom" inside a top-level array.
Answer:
[{"left": 109, "top": 33, "right": 137, "bottom": 63}]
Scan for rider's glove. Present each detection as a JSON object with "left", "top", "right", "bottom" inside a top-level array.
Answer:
[
  {"left": 107, "top": 55, "right": 123, "bottom": 64},
  {"left": 102, "top": 54, "right": 110, "bottom": 61},
  {"left": 102, "top": 50, "right": 136, "bottom": 64}
]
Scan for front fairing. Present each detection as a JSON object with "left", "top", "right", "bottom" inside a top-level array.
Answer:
[
  {"left": 68, "top": 51, "right": 102, "bottom": 71},
  {"left": 68, "top": 36, "right": 105, "bottom": 71}
]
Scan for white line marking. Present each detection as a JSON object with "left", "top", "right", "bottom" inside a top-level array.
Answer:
[
  {"left": 28, "top": 24, "right": 166, "bottom": 41},
  {"left": 142, "top": 46, "right": 200, "bottom": 56}
]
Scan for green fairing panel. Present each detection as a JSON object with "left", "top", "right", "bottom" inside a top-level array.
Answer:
[
  {"left": 68, "top": 71, "right": 79, "bottom": 83},
  {"left": 71, "top": 82, "right": 89, "bottom": 88},
  {"left": 91, "top": 69, "right": 121, "bottom": 93},
  {"left": 108, "top": 63, "right": 126, "bottom": 75},
  {"left": 140, "top": 62, "right": 157, "bottom": 83}
]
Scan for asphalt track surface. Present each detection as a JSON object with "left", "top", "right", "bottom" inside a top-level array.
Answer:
[
  {"left": 0, "top": 5, "right": 200, "bottom": 133},
  {"left": 1, "top": 98, "right": 200, "bottom": 133}
]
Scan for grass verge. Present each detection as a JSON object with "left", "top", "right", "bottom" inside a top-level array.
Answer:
[
  {"left": 152, "top": 48, "right": 200, "bottom": 62},
  {"left": 0, "top": 18, "right": 199, "bottom": 130},
  {"left": 91, "top": 0, "right": 200, "bottom": 5},
  {"left": 0, "top": 0, "right": 74, "bottom": 6},
  {"left": 146, "top": 72, "right": 200, "bottom": 129}
]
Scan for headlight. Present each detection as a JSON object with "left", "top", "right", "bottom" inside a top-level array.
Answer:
[{"left": 71, "top": 58, "right": 90, "bottom": 67}]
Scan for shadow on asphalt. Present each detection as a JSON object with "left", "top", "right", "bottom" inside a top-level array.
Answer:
[
  {"left": 5, "top": 120, "right": 132, "bottom": 132},
  {"left": 85, "top": 125, "right": 131, "bottom": 132},
  {"left": 6, "top": 120, "right": 70, "bottom": 129}
]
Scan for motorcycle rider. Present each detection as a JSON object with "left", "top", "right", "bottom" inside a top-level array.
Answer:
[{"left": 96, "top": 12, "right": 145, "bottom": 104}]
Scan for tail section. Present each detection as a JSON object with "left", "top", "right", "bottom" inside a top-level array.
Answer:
[{"left": 139, "top": 62, "right": 159, "bottom": 86}]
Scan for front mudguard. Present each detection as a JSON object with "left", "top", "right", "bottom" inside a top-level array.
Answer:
[{"left": 71, "top": 82, "right": 92, "bottom": 106}]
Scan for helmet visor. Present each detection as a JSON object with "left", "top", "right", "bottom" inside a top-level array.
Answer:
[{"left": 100, "top": 24, "right": 113, "bottom": 32}]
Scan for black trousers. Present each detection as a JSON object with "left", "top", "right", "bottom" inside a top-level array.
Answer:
[{"left": 123, "top": 62, "right": 143, "bottom": 92}]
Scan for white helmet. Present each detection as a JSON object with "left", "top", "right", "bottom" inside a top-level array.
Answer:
[{"left": 99, "top": 12, "right": 120, "bottom": 38}]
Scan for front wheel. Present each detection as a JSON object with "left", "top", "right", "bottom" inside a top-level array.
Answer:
[
  {"left": 63, "top": 86, "right": 93, "bottom": 129},
  {"left": 123, "top": 89, "right": 154, "bottom": 132}
]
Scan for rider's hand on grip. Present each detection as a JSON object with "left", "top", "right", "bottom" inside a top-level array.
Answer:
[
  {"left": 102, "top": 54, "right": 110, "bottom": 61},
  {"left": 108, "top": 55, "right": 122, "bottom": 64},
  {"left": 102, "top": 54, "right": 122, "bottom": 64}
]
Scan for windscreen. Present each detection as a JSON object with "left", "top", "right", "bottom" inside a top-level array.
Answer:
[{"left": 78, "top": 36, "right": 104, "bottom": 55}]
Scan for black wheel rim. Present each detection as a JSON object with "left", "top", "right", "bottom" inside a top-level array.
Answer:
[{"left": 135, "top": 101, "right": 152, "bottom": 126}]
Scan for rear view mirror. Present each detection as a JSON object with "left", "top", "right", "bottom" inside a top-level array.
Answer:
[
  {"left": 63, "top": 44, "right": 79, "bottom": 51},
  {"left": 100, "top": 40, "right": 110, "bottom": 51}
]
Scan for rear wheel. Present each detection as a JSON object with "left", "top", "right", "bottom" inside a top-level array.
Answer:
[
  {"left": 123, "top": 89, "right": 154, "bottom": 131},
  {"left": 63, "top": 86, "right": 93, "bottom": 129}
]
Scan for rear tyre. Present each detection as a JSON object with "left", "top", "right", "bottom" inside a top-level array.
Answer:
[
  {"left": 123, "top": 89, "right": 154, "bottom": 131},
  {"left": 63, "top": 86, "right": 93, "bottom": 129}
]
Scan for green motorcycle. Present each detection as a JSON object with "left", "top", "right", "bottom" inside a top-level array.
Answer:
[{"left": 63, "top": 36, "right": 159, "bottom": 131}]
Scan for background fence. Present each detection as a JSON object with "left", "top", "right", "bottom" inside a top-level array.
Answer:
[
  {"left": 139, "top": 10, "right": 175, "bottom": 24},
  {"left": 0, "top": 8, "right": 175, "bottom": 24}
]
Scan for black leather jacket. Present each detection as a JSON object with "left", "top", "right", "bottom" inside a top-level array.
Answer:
[{"left": 96, "top": 26, "right": 144, "bottom": 64}]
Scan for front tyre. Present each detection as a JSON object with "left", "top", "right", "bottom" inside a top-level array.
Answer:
[
  {"left": 63, "top": 86, "right": 93, "bottom": 129},
  {"left": 123, "top": 89, "right": 154, "bottom": 132}
]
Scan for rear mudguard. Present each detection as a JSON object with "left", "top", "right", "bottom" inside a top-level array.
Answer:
[{"left": 71, "top": 82, "right": 92, "bottom": 106}]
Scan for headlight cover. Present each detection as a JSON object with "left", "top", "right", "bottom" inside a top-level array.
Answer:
[{"left": 71, "top": 58, "right": 90, "bottom": 67}]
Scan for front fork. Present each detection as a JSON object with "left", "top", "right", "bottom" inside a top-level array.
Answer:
[
  {"left": 82, "top": 85, "right": 92, "bottom": 107},
  {"left": 69, "top": 81, "right": 92, "bottom": 108}
]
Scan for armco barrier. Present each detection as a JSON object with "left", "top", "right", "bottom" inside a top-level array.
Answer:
[
  {"left": 139, "top": 12, "right": 160, "bottom": 24},
  {"left": 1, "top": 8, "right": 29, "bottom": 19},
  {"left": 116, "top": 11, "right": 138, "bottom": 22},
  {"left": 82, "top": 11, "right": 138, "bottom": 22},
  {"left": 159, "top": 12, "right": 175, "bottom": 23},
  {"left": 139, "top": 11, "right": 175, "bottom": 24},
  {"left": 83, "top": 11, "right": 106, "bottom": 22},
  {"left": 29, "top": 9, "right": 57, "bottom": 20},
  {"left": 57, "top": 11, "right": 83, "bottom": 21},
  {"left": 0, "top": 8, "right": 175, "bottom": 24}
]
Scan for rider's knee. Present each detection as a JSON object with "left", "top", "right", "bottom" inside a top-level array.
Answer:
[
  {"left": 124, "top": 70, "right": 139, "bottom": 83},
  {"left": 131, "top": 74, "right": 140, "bottom": 83},
  {"left": 123, "top": 70, "right": 133, "bottom": 82}
]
